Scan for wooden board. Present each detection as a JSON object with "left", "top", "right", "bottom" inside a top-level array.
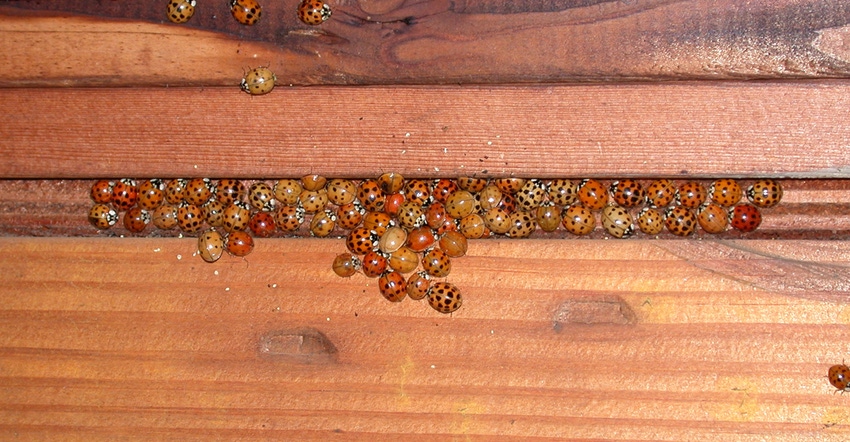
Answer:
[{"left": 1, "top": 237, "right": 849, "bottom": 439}]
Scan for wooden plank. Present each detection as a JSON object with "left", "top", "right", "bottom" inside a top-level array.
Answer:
[
  {"left": 1, "top": 237, "right": 849, "bottom": 439},
  {"left": 3, "top": 82, "right": 850, "bottom": 179},
  {"left": 2, "top": 1, "right": 850, "bottom": 86}
]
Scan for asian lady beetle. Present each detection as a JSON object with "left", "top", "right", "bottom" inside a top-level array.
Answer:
[
  {"left": 357, "top": 180, "right": 385, "bottom": 212},
  {"left": 378, "top": 226, "right": 408, "bottom": 254},
  {"left": 346, "top": 227, "right": 379, "bottom": 255},
  {"left": 422, "top": 248, "right": 452, "bottom": 278},
  {"left": 123, "top": 207, "right": 151, "bottom": 234},
  {"left": 167, "top": 0, "right": 196, "bottom": 24},
  {"left": 601, "top": 206, "right": 634, "bottom": 238},
  {"left": 747, "top": 179, "right": 783, "bottom": 208},
  {"left": 610, "top": 179, "right": 645, "bottom": 208},
  {"left": 458, "top": 213, "right": 488, "bottom": 239},
  {"left": 335, "top": 201, "right": 364, "bottom": 230},
  {"left": 377, "top": 172, "right": 405, "bottom": 194},
  {"left": 397, "top": 201, "right": 425, "bottom": 230},
  {"left": 248, "top": 182, "right": 276, "bottom": 211},
  {"left": 478, "top": 184, "right": 504, "bottom": 211},
  {"left": 298, "top": 189, "right": 329, "bottom": 214},
  {"left": 730, "top": 203, "right": 762, "bottom": 232},
  {"left": 388, "top": 246, "right": 419, "bottom": 274},
  {"left": 225, "top": 231, "right": 254, "bottom": 257},
  {"left": 828, "top": 362, "right": 850, "bottom": 393},
  {"left": 577, "top": 179, "right": 608, "bottom": 211},
  {"left": 406, "top": 272, "right": 431, "bottom": 300},
  {"left": 445, "top": 190, "right": 477, "bottom": 219},
  {"left": 438, "top": 230, "right": 468, "bottom": 258},
  {"left": 378, "top": 271, "right": 407, "bottom": 303},
  {"left": 427, "top": 282, "right": 463, "bottom": 314},
  {"left": 297, "top": 0, "right": 332, "bottom": 25},
  {"left": 515, "top": 179, "right": 547, "bottom": 212},
  {"left": 111, "top": 179, "right": 139, "bottom": 211},
  {"left": 363, "top": 211, "right": 393, "bottom": 237},
  {"left": 457, "top": 177, "right": 488, "bottom": 193},
  {"left": 709, "top": 178, "right": 743, "bottom": 207},
  {"left": 404, "top": 180, "right": 431, "bottom": 206},
  {"left": 177, "top": 203, "right": 205, "bottom": 233},
  {"left": 88, "top": 204, "right": 118, "bottom": 230},
  {"left": 274, "top": 204, "right": 305, "bottom": 232},
  {"left": 697, "top": 203, "right": 729, "bottom": 234},
  {"left": 495, "top": 192, "right": 517, "bottom": 214},
  {"left": 248, "top": 211, "right": 277, "bottom": 237},
  {"left": 494, "top": 178, "right": 526, "bottom": 195},
  {"left": 332, "top": 253, "right": 361, "bottom": 278},
  {"left": 635, "top": 207, "right": 664, "bottom": 235},
  {"left": 184, "top": 178, "right": 214, "bottom": 207},
  {"left": 383, "top": 193, "right": 405, "bottom": 217},
  {"left": 506, "top": 210, "right": 537, "bottom": 238},
  {"left": 645, "top": 179, "right": 676, "bottom": 208},
  {"left": 198, "top": 230, "right": 225, "bottom": 263},
  {"left": 361, "top": 251, "right": 389, "bottom": 278},
  {"left": 241, "top": 66, "right": 275, "bottom": 95},
  {"left": 164, "top": 179, "right": 188, "bottom": 205},
  {"left": 424, "top": 201, "right": 450, "bottom": 231},
  {"left": 274, "top": 179, "right": 303, "bottom": 206},
  {"left": 138, "top": 179, "right": 165, "bottom": 211},
  {"left": 432, "top": 179, "right": 460, "bottom": 203},
  {"left": 406, "top": 226, "right": 437, "bottom": 252},
  {"left": 217, "top": 179, "right": 246, "bottom": 206},
  {"left": 301, "top": 174, "right": 327, "bottom": 192},
  {"left": 664, "top": 206, "right": 697, "bottom": 237},
  {"left": 482, "top": 208, "right": 512, "bottom": 235},
  {"left": 547, "top": 179, "right": 579, "bottom": 206},
  {"left": 90, "top": 180, "right": 114, "bottom": 204},
  {"left": 309, "top": 209, "right": 337, "bottom": 237},
  {"left": 222, "top": 201, "right": 251, "bottom": 233},
  {"left": 152, "top": 205, "right": 178, "bottom": 230},
  {"left": 676, "top": 182, "right": 708, "bottom": 209},
  {"left": 535, "top": 203, "right": 562, "bottom": 232},
  {"left": 562, "top": 205, "right": 596, "bottom": 236},
  {"left": 202, "top": 200, "right": 225, "bottom": 227},
  {"left": 231, "top": 0, "right": 262, "bottom": 25},
  {"left": 326, "top": 179, "right": 357, "bottom": 205}
]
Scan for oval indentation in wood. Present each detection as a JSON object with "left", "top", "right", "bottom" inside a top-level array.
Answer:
[
  {"left": 553, "top": 295, "right": 636, "bottom": 330},
  {"left": 258, "top": 328, "right": 338, "bottom": 363}
]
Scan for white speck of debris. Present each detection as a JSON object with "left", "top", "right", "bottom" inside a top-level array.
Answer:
[
  {"left": 176, "top": 254, "right": 182, "bottom": 260},
  {"left": 405, "top": 132, "right": 410, "bottom": 137},
  {"left": 214, "top": 270, "right": 219, "bottom": 275},
  {"left": 430, "top": 365, "right": 436, "bottom": 369},
  {"left": 119, "top": 235, "right": 125, "bottom": 238},
  {"left": 496, "top": 135, "right": 501, "bottom": 138},
  {"left": 401, "top": 150, "right": 406, "bottom": 154},
  {"left": 491, "top": 330, "right": 495, "bottom": 334},
  {"left": 443, "top": 148, "right": 448, "bottom": 153},
  {"left": 434, "top": 167, "right": 440, "bottom": 172},
  {"left": 326, "top": 317, "right": 331, "bottom": 321},
  {"left": 487, "top": 141, "right": 492, "bottom": 145},
  {"left": 193, "top": 165, "right": 198, "bottom": 169},
  {"left": 272, "top": 283, "right": 277, "bottom": 288},
  {"left": 178, "top": 233, "right": 184, "bottom": 239},
  {"left": 192, "top": 251, "right": 197, "bottom": 257},
  {"left": 225, "top": 287, "right": 230, "bottom": 292},
  {"left": 153, "top": 248, "right": 161, "bottom": 252}
]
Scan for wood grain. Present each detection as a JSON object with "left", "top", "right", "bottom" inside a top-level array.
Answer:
[
  {"left": 3, "top": 82, "right": 850, "bottom": 180},
  {"left": 2, "top": 1, "right": 850, "bottom": 86},
  {"left": 1, "top": 237, "right": 849, "bottom": 439}
]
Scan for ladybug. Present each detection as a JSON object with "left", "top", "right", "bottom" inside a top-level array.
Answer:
[
  {"left": 177, "top": 203, "right": 205, "bottom": 233},
  {"left": 184, "top": 178, "right": 214, "bottom": 207},
  {"left": 138, "top": 179, "right": 165, "bottom": 211},
  {"left": 217, "top": 179, "right": 246, "bottom": 206},
  {"left": 438, "top": 231, "right": 468, "bottom": 258},
  {"left": 494, "top": 178, "right": 526, "bottom": 195},
  {"left": 601, "top": 206, "right": 634, "bottom": 238},
  {"left": 456, "top": 177, "right": 488, "bottom": 193},
  {"left": 202, "top": 200, "right": 225, "bottom": 227},
  {"left": 664, "top": 206, "right": 697, "bottom": 237},
  {"left": 248, "top": 182, "right": 276, "bottom": 211},
  {"left": 676, "top": 181, "right": 708, "bottom": 209},
  {"left": 645, "top": 179, "right": 676, "bottom": 208},
  {"left": 406, "top": 272, "right": 431, "bottom": 300},
  {"left": 123, "top": 207, "right": 151, "bottom": 234},
  {"left": 445, "top": 190, "right": 477, "bottom": 219},
  {"left": 346, "top": 227, "right": 379, "bottom": 255},
  {"left": 222, "top": 201, "right": 252, "bottom": 233},
  {"left": 89, "top": 204, "right": 118, "bottom": 230},
  {"left": 90, "top": 180, "right": 114, "bottom": 204},
  {"left": 730, "top": 203, "right": 762, "bottom": 232},
  {"left": 327, "top": 179, "right": 357, "bottom": 205},
  {"left": 298, "top": 189, "right": 329, "bottom": 214},
  {"left": 361, "top": 251, "right": 389, "bottom": 278},
  {"left": 577, "top": 179, "right": 608, "bottom": 211},
  {"left": 635, "top": 207, "right": 664, "bottom": 235},
  {"left": 506, "top": 210, "right": 537, "bottom": 238},
  {"left": 546, "top": 179, "right": 578, "bottom": 206},
  {"left": 747, "top": 179, "right": 783, "bottom": 208},
  {"left": 535, "top": 203, "right": 562, "bottom": 232},
  {"left": 709, "top": 178, "right": 743, "bottom": 207},
  {"left": 383, "top": 193, "right": 405, "bottom": 217},
  {"left": 230, "top": 0, "right": 262, "bottom": 25},
  {"left": 357, "top": 180, "right": 385, "bottom": 212},
  {"left": 427, "top": 282, "right": 463, "bottom": 314},
  {"left": 478, "top": 184, "right": 504, "bottom": 211},
  {"left": 697, "top": 203, "right": 729, "bottom": 234},
  {"left": 424, "top": 201, "right": 450, "bottom": 231},
  {"left": 198, "top": 230, "right": 225, "bottom": 263},
  {"left": 388, "top": 246, "right": 419, "bottom": 273},
  {"left": 406, "top": 226, "right": 437, "bottom": 252},
  {"left": 378, "top": 226, "right": 408, "bottom": 254},
  {"left": 432, "top": 179, "right": 460, "bottom": 203},
  {"left": 241, "top": 66, "right": 275, "bottom": 95},
  {"left": 609, "top": 179, "right": 645, "bottom": 208},
  {"left": 363, "top": 211, "right": 394, "bottom": 237},
  {"left": 378, "top": 271, "right": 407, "bottom": 303},
  {"left": 404, "top": 180, "right": 431, "bottom": 206},
  {"left": 274, "top": 205, "right": 305, "bottom": 232},
  {"left": 248, "top": 211, "right": 277, "bottom": 237},
  {"left": 515, "top": 179, "right": 547, "bottom": 212},
  {"left": 164, "top": 179, "right": 188, "bottom": 205},
  {"left": 495, "top": 192, "right": 517, "bottom": 214},
  {"left": 301, "top": 174, "right": 327, "bottom": 191},
  {"left": 377, "top": 172, "right": 405, "bottom": 194},
  {"left": 422, "top": 248, "right": 452, "bottom": 278},
  {"left": 458, "top": 213, "right": 488, "bottom": 239},
  {"left": 309, "top": 209, "right": 337, "bottom": 237},
  {"left": 225, "top": 231, "right": 255, "bottom": 257},
  {"left": 397, "top": 201, "right": 425, "bottom": 230},
  {"left": 828, "top": 362, "right": 850, "bottom": 393},
  {"left": 166, "top": 0, "right": 196, "bottom": 24},
  {"left": 297, "top": 0, "right": 332, "bottom": 25},
  {"left": 561, "top": 205, "right": 596, "bottom": 236},
  {"left": 152, "top": 205, "right": 178, "bottom": 230},
  {"left": 111, "top": 179, "right": 139, "bottom": 211},
  {"left": 273, "top": 179, "right": 303, "bottom": 206},
  {"left": 482, "top": 208, "right": 512, "bottom": 235},
  {"left": 332, "top": 253, "right": 361, "bottom": 278},
  {"left": 335, "top": 201, "right": 364, "bottom": 230}
]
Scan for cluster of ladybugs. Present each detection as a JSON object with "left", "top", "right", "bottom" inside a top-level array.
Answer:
[
  {"left": 166, "top": 0, "right": 331, "bottom": 96},
  {"left": 87, "top": 176, "right": 782, "bottom": 314}
]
